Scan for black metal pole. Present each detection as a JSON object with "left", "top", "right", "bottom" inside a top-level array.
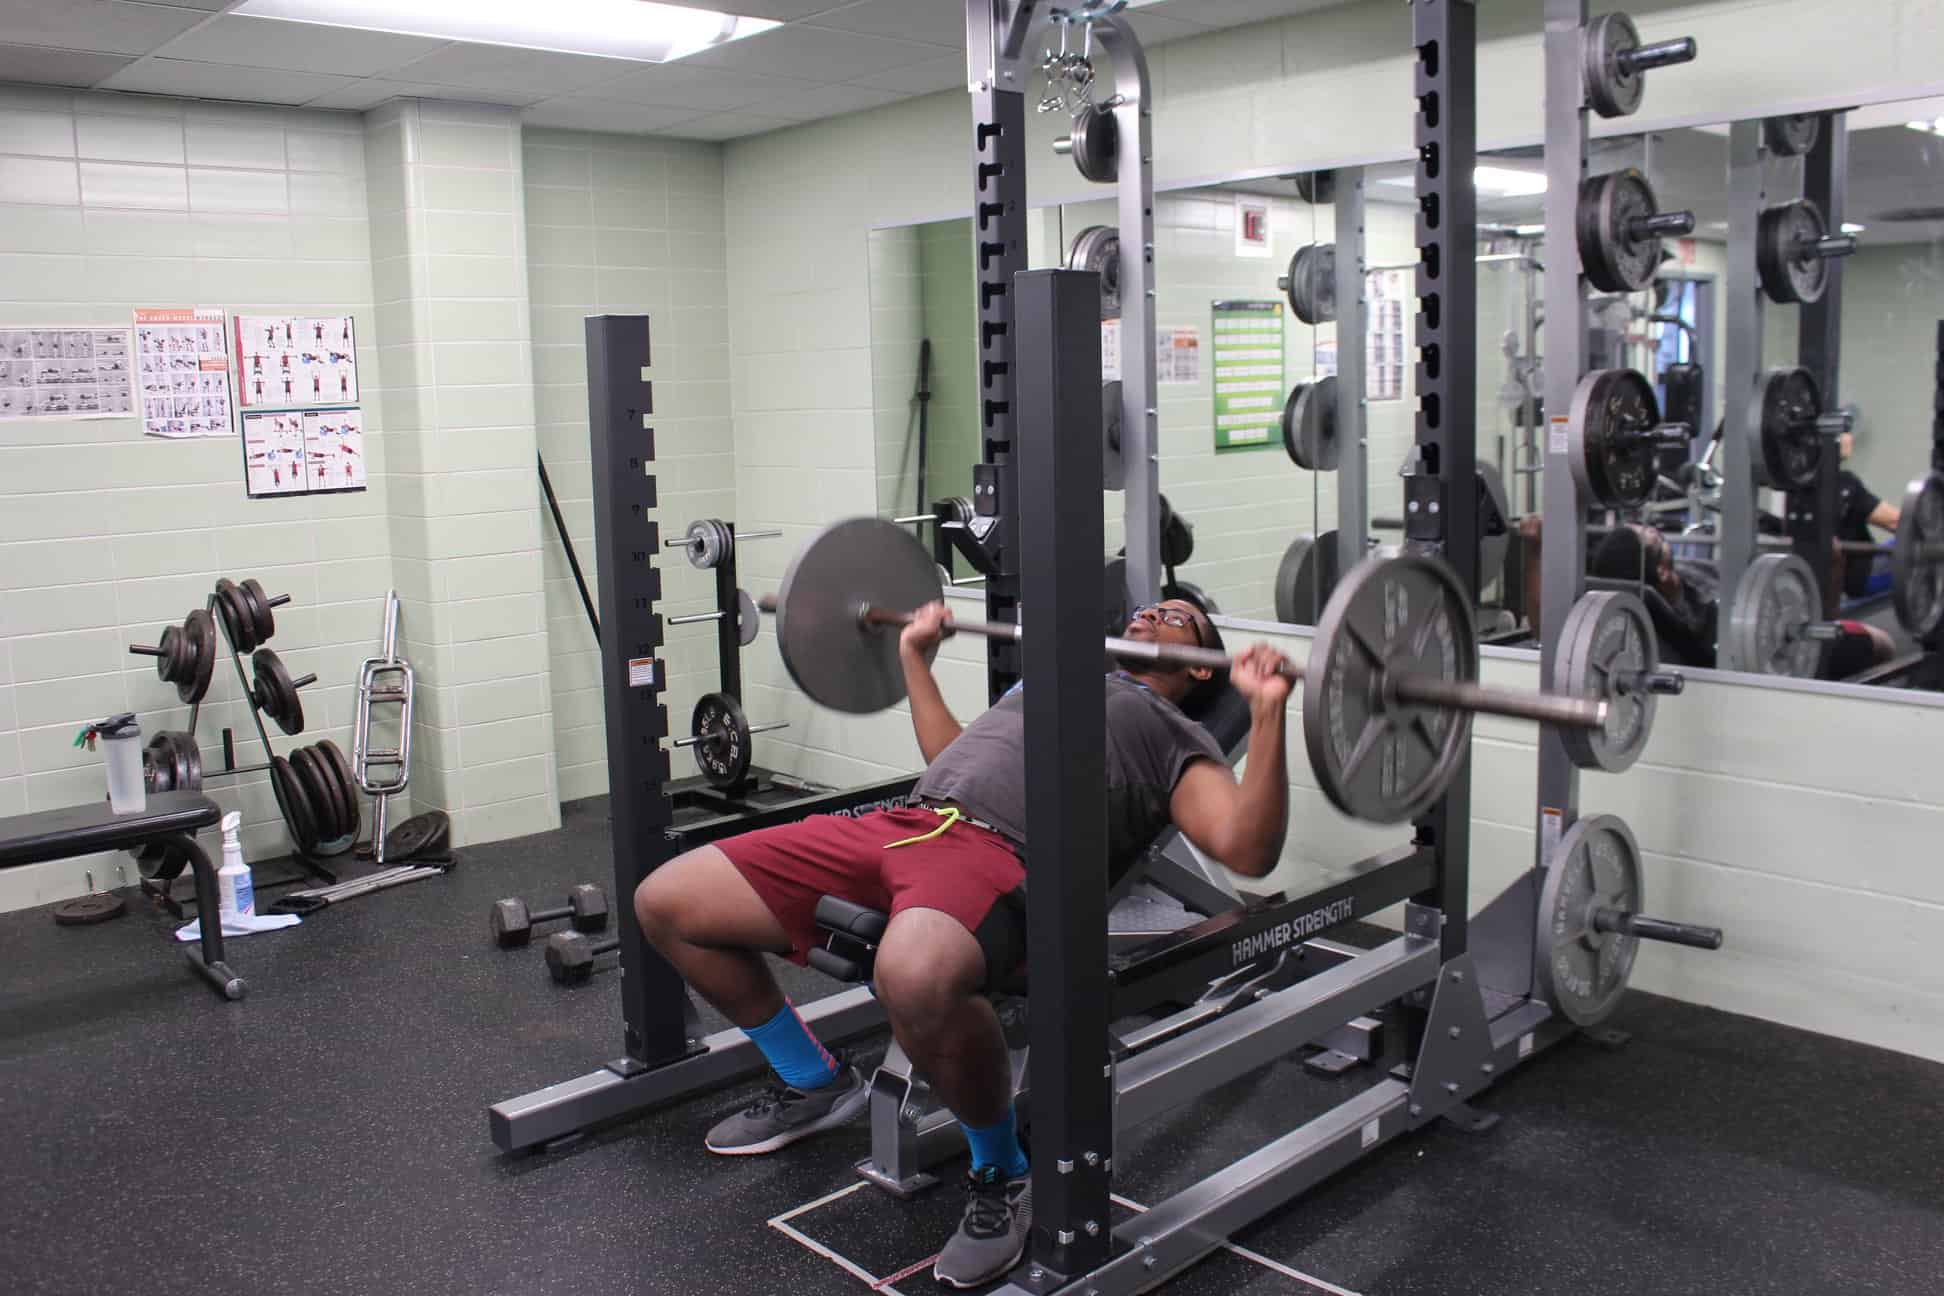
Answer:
[
  {"left": 971, "top": 84, "right": 1026, "bottom": 701},
  {"left": 538, "top": 452, "right": 602, "bottom": 644},
  {"left": 1792, "top": 111, "right": 1845, "bottom": 614},
  {"left": 914, "top": 336, "right": 932, "bottom": 521}
]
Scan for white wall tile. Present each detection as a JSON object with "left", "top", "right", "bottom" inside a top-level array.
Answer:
[{"left": 0, "top": 156, "right": 80, "bottom": 206}]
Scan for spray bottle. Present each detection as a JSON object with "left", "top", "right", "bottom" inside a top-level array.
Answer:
[{"left": 217, "top": 811, "right": 254, "bottom": 922}]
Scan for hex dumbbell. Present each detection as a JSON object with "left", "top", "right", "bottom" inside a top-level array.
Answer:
[
  {"left": 490, "top": 883, "right": 609, "bottom": 948},
  {"left": 544, "top": 930, "right": 620, "bottom": 985}
]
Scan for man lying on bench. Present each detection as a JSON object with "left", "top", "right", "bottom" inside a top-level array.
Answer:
[{"left": 635, "top": 596, "right": 1295, "bottom": 1288}]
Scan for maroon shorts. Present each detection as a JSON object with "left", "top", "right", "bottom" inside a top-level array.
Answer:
[{"left": 718, "top": 807, "right": 1027, "bottom": 984}]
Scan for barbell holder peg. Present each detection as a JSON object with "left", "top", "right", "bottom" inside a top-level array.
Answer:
[
  {"left": 1629, "top": 209, "right": 1695, "bottom": 240},
  {"left": 755, "top": 596, "right": 1610, "bottom": 733},
  {"left": 892, "top": 514, "right": 938, "bottom": 525},
  {"left": 1617, "top": 36, "right": 1697, "bottom": 73},
  {"left": 661, "top": 528, "right": 784, "bottom": 549},
  {"left": 1616, "top": 670, "right": 1686, "bottom": 697},
  {"left": 1812, "top": 411, "right": 1854, "bottom": 436},
  {"left": 1807, "top": 233, "right": 1857, "bottom": 260},
  {"left": 671, "top": 720, "right": 790, "bottom": 749},
  {"left": 1594, "top": 909, "right": 1723, "bottom": 950},
  {"left": 1052, "top": 135, "right": 1074, "bottom": 155},
  {"left": 666, "top": 610, "right": 726, "bottom": 626}
]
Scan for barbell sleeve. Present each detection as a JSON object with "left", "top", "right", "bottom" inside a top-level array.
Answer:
[
  {"left": 1052, "top": 135, "right": 1075, "bottom": 155},
  {"left": 1809, "top": 233, "right": 1857, "bottom": 259},
  {"left": 737, "top": 528, "right": 785, "bottom": 541},
  {"left": 892, "top": 513, "right": 937, "bottom": 525},
  {"left": 1617, "top": 669, "right": 1685, "bottom": 697},
  {"left": 1595, "top": 909, "right": 1724, "bottom": 950},
  {"left": 1618, "top": 36, "right": 1697, "bottom": 72},
  {"left": 1629, "top": 210, "right": 1694, "bottom": 240}
]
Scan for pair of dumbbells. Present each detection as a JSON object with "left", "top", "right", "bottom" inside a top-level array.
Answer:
[{"left": 489, "top": 883, "right": 608, "bottom": 948}]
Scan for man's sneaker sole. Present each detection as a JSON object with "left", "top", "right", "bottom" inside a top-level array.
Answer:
[
  {"left": 703, "top": 1074, "right": 870, "bottom": 1155},
  {"left": 932, "top": 1233, "right": 1027, "bottom": 1290}
]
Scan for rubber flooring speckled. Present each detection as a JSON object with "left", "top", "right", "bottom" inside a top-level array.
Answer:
[{"left": 1, "top": 795, "right": 1939, "bottom": 1296}]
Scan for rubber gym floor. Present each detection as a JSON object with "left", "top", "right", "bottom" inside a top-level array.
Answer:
[{"left": 3, "top": 795, "right": 1939, "bottom": 1296}]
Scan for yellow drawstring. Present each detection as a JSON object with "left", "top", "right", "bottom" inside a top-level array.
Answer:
[{"left": 883, "top": 805, "right": 961, "bottom": 849}]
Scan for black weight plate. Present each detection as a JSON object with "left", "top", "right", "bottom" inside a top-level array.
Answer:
[
  {"left": 1567, "top": 368, "right": 1662, "bottom": 508},
  {"left": 1292, "top": 171, "right": 1334, "bottom": 205},
  {"left": 1302, "top": 554, "right": 1478, "bottom": 824},
  {"left": 144, "top": 732, "right": 178, "bottom": 793},
  {"left": 1067, "top": 225, "right": 1120, "bottom": 320},
  {"left": 1273, "top": 531, "right": 1340, "bottom": 625},
  {"left": 691, "top": 691, "right": 753, "bottom": 789},
  {"left": 1576, "top": 169, "right": 1662, "bottom": 294},
  {"left": 133, "top": 839, "right": 186, "bottom": 882},
  {"left": 271, "top": 755, "right": 318, "bottom": 854},
  {"left": 1281, "top": 377, "right": 1339, "bottom": 470},
  {"left": 180, "top": 609, "right": 216, "bottom": 705},
  {"left": 775, "top": 517, "right": 943, "bottom": 714},
  {"left": 240, "top": 578, "right": 277, "bottom": 645},
  {"left": 1756, "top": 199, "right": 1829, "bottom": 305},
  {"left": 1281, "top": 243, "right": 1336, "bottom": 325},
  {"left": 162, "top": 730, "right": 202, "bottom": 793},
  {"left": 291, "top": 746, "right": 344, "bottom": 842},
  {"left": 252, "top": 647, "right": 306, "bottom": 735},
  {"left": 1582, "top": 11, "right": 1645, "bottom": 119},
  {"left": 1753, "top": 366, "right": 1823, "bottom": 490},
  {"left": 1069, "top": 100, "right": 1117, "bottom": 183},
  {"left": 315, "top": 738, "right": 362, "bottom": 843},
  {"left": 1892, "top": 473, "right": 1944, "bottom": 643},
  {"left": 1764, "top": 113, "right": 1820, "bottom": 157},
  {"left": 384, "top": 811, "right": 451, "bottom": 862},
  {"left": 1102, "top": 381, "right": 1125, "bottom": 491},
  {"left": 214, "top": 578, "right": 255, "bottom": 652},
  {"left": 53, "top": 893, "right": 127, "bottom": 926}
]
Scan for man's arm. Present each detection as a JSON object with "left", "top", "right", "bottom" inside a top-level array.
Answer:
[
  {"left": 899, "top": 601, "right": 962, "bottom": 763},
  {"left": 1869, "top": 498, "right": 1900, "bottom": 532},
  {"left": 1169, "top": 644, "right": 1291, "bottom": 879}
]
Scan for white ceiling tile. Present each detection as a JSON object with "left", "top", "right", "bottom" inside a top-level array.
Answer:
[
  {"left": 301, "top": 79, "right": 548, "bottom": 112},
  {"left": 150, "top": 15, "right": 449, "bottom": 77},
  {"left": 520, "top": 98, "right": 702, "bottom": 134},
  {"left": 1142, "top": 0, "right": 1348, "bottom": 27},
  {"left": 390, "top": 43, "right": 640, "bottom": 96},
  {"left": 846, "top": 55, "right": 964, "bottom": 95},
  {"left": 581, "top": 64, "right": 816, "bottom": 113},
  {"left": 1119, "top": 13, "right": 1215, "bottom": 47},
  {"left": 0, "top": 0, "right": 210, "bottom": 56},
  {"left": 656, "top": 110, "right": 797, "bottom": 141},
  {"left": 0, "top": 44, "right": 134, "bottom": 87},
  {"left": 806, "top": 0, "right": 966, "bottom": 47},
  {"left": 675, "top": 0, "right": 847, "bottom": 18},
  {"left": 681, "top": 24, "right": 945, "bottom": 81},
  {"left": 749, "top": 80, "right": 905, "bottom": 122},
  {"left": 99, "top": 57, "right": 356, "bottom": 106}
]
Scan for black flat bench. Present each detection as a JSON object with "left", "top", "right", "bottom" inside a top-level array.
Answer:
[{"left": 0, "top": 792, "right": 245, "bottom": 1000}]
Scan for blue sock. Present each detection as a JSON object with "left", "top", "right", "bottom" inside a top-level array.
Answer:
[
  {"left": 962, "top": 1108, "right": 1029, "bottom": 1179},
  {"left": 744, "top": 1003, "right": 841, "bottom": 1090}
]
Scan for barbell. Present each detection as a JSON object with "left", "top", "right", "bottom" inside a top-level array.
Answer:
[{"left": 762, "top": 518, "right": 1623, "bottom": 824}]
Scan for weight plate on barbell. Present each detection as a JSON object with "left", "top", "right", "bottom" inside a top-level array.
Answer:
[
  {"left": 1763, "top": 113, "right": 1820, "bottom": 158},
  {"left": 1536, "top": 814, "right": 1643, "bottom": 1027},
  {"left": 1576, "top": 169, "right": 1663, "bottom": 294},
  {"left": 1581, "top": 11, "right": 1646, "bottom": 119},
  {"left": 1752, "top": 365, "right": 1823, "bottom": 490},
  {"left": 1567, "top": 368, "right": 1663, "bottom": 508},
  {"left": 1273, "top": 532, "right": 1340, "bottom": 625},
  {"left": 775, "top": 517, "right": 944, "bottom": 714},
  {"left": 316, "top": 738, "right": 361, "bottom": 844},
  {"left": 691, "top": 691, "right": 754, "bottom": 789},
  {"left": 1756, "top": 198, "right": 1831, "bottom": 305},
  {"left": 1069, "top": 100, "right": 1118, "bottom": 184},
  {"left": 1555, "top": 591, "right": 1659, "bottom": 773},
  {"left": 1102, "top": 380, "right": 1126, "bottom": 491},
  {"left": 1280, "top": 243, "right": 1336, "bottom": 325},
  {"left": 1303, "top": 554, "right": 1478, "bottom": 825},
  {"left": 214, "top": 578, "right": 256, "bottom": 652},
  {"left": 1724, "top": 552, "right": 1823, "bottom": 677},
  {"left": 1068, "top": 225, "right": 1121, "bottom": 320},
  {"left": 1282, "top": 376, "right": 1339, "bottom": 471},
  {"left": 737, "top": 587, "right": 761, "bottom": 647},
  {"left": 1892, "top": 473, "right": 1944, "bottom": 644}
]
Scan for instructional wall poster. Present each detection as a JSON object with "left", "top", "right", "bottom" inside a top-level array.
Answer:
[
  {"left": 1100, "top": 318, "right": 1121, "bottom": 382},
  {"left": 1210, "top": 301, "right": 1283, "bottom": 452},
  {"left": 241, "top": 406, "right": 366, "bottom": 498},
  {"left": 1365, "top": 268, "right": 1409, "bottom": 402},
  {"left": 234, "top": 314, "right": 358, "bottom": 411},
  {"left": 1156, "top": 326, "right": 1201, "bottom": 384},
  {"left": 134, "top": 307, "right": 232, "bottom": 439},
  {"left": 0, "top": 327, "right": 135, "bottom": 421}
]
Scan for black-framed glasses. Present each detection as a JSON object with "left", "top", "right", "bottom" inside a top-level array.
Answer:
[{"left": 1130, "top": 603, "right": 1205, "bottom": 646}]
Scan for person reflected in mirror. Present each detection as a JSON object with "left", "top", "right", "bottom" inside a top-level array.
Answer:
[
  {"left": 1833, "top": 431, "right": 1901, "bottom": 599},
  {"left": 1588, "top": 523, "right": 1720, "bottom": 668}
]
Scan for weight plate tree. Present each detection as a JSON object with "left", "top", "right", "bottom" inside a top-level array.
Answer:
[
  {"left": 1067, "top": 224, "right": 1120, "bottom": 320},
  {"left": 1302, "top": 554, "right": 1477, "bottom": 823},
  {"left": 1554, "top": 590, "right": 1664, "bottom": 772},
  {"left": 1537, "top": 814, "right": 1643, "bottom": 1027},
  {"left": 1723, "top": 552, "right": 1823, "bottom": 677},
  {"left": 1281, "top": 376, "right": 1339, "bottom": 470},
  {"left": 1892, "top": 472, "right": 1944, "bottom": 643}
]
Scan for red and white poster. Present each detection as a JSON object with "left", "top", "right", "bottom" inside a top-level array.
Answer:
[
  {"left": 233, "top": 314, "right": 358, "bottom": 411},
  {"left": 133, "top": 307, "right": 232, "bottom": 439}
]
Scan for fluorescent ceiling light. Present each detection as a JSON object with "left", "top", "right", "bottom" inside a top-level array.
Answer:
[
  {"left": 1511, "top": 223, "right": 1545, "bottom": 237},
  {"left": 1906, "top": 117, "right": 1944, "bottom": 136},
  {"left": 1379, "top": 166, "right": 1546, "bottom": 197},
  {"left": 1841, "top": 221, "right": 1866, "bottom": 234},
  {"left": 232, "top": 0, "right": 779, "bottom": 63}
]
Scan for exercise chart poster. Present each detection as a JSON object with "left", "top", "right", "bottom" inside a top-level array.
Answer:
[
  {"left": 0, "top": 326, "right": 135, "bottom": 421},
  {"left": 134, "top": 307, "right": 232, "bottom": 439},
  {"left": 234, "top": 314, "right": 359, "bottom": 411},
  {"left": 242, "top": 407, "right": 366, "bottom": 498}
]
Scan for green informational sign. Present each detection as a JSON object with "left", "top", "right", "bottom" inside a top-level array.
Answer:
[{"left": 1210, "top": 300, "right": 1285, "bottom": 453}]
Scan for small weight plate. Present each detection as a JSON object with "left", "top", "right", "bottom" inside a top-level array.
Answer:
[
  {"left": 1477, "top": 466, "right": 1512, "bottom": 586},
  {"left": 52, "top": 892, "right": 127, "bottom": 926},
  {"left": 240, "top": 577, "right": 277, "bottom": 645},
  {"left": 292, "top": 746, "right": 344, "bottom": 843},
  {"left": 1069, "top": 101, "right": 1118, "bottom": 183},
  {"left": 1582, "top": 11, "right": 1645, "bottom": 119},
  {"left": 1273, "top": 532, "right": 1340, "bottom": 625},
  {"left": 1536, "top": 814, "right": 1643, "bottom": 1027},
  {"left": 214, "top": 578, "right": 255, "bottom": 652},
  {"left": 316, "top": 738, "right": 361, "bottom": 843},
  {"left": 775, "top": 517, "right": 944, "bottom": 714},
  {"left": 1303, "top": 554, "right": 1479, "bottom": 825},
  {"left": 1892, "top": 473, "right": 1944, "bottom": 643},
  {"left": 133, "top": 839, "right": 186, "bottom": 882},
  {"left": 1101, "top": 381, "right": 1126, "bottom": 491},
  {"left": 252, "top": 647, "right": 306, "bottom": 735},
  {"left": 1764, "top": 113, "right": 1820, "bottom": 158},
  {"left": 1757, "top": 199, "right": 1830, "bottom": 305},
  {"left": 271, "top": 755, "right": 318, "bottom": 854},
  {"left": 1724, "top": 552, "right": 1823, "bottom": 677},
  {"left": 1576, "top": 169, "right": 1663, "bottom": 294},
  {"left": 1555, "top": 591, "right": 1659, "bottom": 773},
  {"left": 1281, "top": 377, "right": 1339, "bottom": 471},
  {"left": 384, "top": 810, "right": 451, "bottom": 862},
  {"left": 1567, "top": 368, "right": 1663, "bottom": 508},
  {"left": 144, "top": 732, "right": 179, "bottom": 793},
  {"left": 1280, "top": 243, "right": 1336, "bottom": 325},
  {"left": 691, "top": 691, "right": 754, "bottom": 789},
  {"left": 1067, "top": 225, "right": 1120, "bottom": 320},
  {"left": 736, "top": 587, "right": 761, "bottom": 648},
  {"left": 683, "top": 518, "right": 729, "bottom": 570},
  {"left": 1752, "top": 366, "right": 1823, "bottom": 490}
]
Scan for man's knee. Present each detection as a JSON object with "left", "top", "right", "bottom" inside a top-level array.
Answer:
[
  {"left": 875, "top": 910, "right": 986, "bottom": 1031},
  {"left": 633, "top": 847, "right": 717, "bottom": 945}
]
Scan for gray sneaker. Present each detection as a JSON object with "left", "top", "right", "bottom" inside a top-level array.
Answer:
[
  {"left": 933, "top": 1166, "right": 1032, "bottom": 1289},
  {"left": 704, "top": 1064, "right": 868, "bottom": 1155}
]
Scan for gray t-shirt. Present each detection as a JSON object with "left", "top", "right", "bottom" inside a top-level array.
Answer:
[{"left": 912, "top": 674, "right": 1227, "bottom": 880}]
